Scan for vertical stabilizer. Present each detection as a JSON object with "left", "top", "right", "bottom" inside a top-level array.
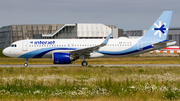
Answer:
[{"left": 141, "top": 11, "right": 173, "bottom": 42}]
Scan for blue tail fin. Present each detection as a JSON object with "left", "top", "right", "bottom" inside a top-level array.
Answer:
[{"left": 141, "top": 11, "right": 173, "bottom": 42}]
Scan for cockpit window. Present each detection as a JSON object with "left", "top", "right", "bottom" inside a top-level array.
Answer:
[{"left": 10, "top": 44, "right": 17, "bottom": 47}]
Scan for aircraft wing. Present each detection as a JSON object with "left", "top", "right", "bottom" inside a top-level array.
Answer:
[{"left": 70, "top": 33, "right": 112, "bottom": 58}]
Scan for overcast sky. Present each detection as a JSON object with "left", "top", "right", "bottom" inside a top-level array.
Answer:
[{"left": 0, "top": 0, "right": 179, "bottom": 30}]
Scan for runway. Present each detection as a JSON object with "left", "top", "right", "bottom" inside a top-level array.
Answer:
[{"left": 0, "top": 64, "right": 180, "bottom": 67}]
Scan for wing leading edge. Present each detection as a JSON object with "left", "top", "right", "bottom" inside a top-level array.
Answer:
[{"left": 70, "top": 33, "right": 112, "bottom": 58}]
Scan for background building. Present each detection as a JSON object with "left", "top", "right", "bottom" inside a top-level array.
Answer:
[
  {"left": 167, "top": 28, "right": 180, "bottom": 46},
  {"left": 0, "top": 24, "right": 63, "bottom": 49},
  {"left": 0, "top": 23, "right": 123, "bottom": 49},
  {"left": 1, "top": 23, "right": 179, "bottom": 49},
  {"left": 123, "top": 30, "right": 147, "bottom": 38}
]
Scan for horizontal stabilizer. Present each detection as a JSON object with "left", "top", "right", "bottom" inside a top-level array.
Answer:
[{"left": 152, "top": 40, "right": 176, "bottom": 49}]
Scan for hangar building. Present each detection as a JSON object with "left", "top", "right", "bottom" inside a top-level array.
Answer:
[
  {"left": 167, "top": 28, "right": 180, "bottom": 46},
  {"left": 0, "top": 23, "right": 123, "bottom": 49}
]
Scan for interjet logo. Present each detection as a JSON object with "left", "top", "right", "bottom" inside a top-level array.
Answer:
[
  {"left": 30, "top": 41, "right": 33, "bottom": 44},
  {"left": 30, "top": 41, "right": 55, "bottom": 45},
  {"left": 152, "top": 21, "right": 168, "bottom": 37}
]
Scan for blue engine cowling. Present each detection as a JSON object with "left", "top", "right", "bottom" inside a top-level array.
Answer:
[{"left": 53, "top": 52, "right": 71, "bottom": 64}]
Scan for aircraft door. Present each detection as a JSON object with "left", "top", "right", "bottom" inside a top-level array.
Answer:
[
  {"left": 22, "top": 41, "right": 28, "bottom": 51},
  {"left": 137, "top": 40, "right": 143, "bottom": 50}
]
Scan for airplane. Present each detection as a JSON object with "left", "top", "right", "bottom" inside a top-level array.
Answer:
[{"left": 3, "top": 11, "right": 175, "bottom": 67}]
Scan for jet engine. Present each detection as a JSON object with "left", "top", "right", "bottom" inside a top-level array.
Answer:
[{"left": 53, "top": 52, "right": 74, "bottom": 64}]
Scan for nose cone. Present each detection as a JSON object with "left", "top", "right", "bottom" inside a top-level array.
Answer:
[
  {"left": 2, "top": 48, "right": 8, "bottom": 57},
  {"left": 2, "top": 48, "right": 12, "bottom": 57},
  {"left": 3, "top": 47, "right": 18, "bottom": 58}
]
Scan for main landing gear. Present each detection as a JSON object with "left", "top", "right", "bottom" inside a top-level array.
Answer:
[
  {"left": 24, "top": 58, "right": 28, "bottom": 67},
  {"left": 81, "top": 61, "right": 88, "bottom": 67},
  {"left": 80, "top": 55, "right": 88, "bottom": 67}
]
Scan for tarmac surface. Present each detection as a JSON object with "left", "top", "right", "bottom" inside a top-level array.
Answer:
[{"left": 0, "top": 64, "right": 180, "bottom": 67}]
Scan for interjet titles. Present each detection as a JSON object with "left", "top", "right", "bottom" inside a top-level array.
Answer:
[{"left": 33, "top": 41, "right": 55, "bottom": 45}]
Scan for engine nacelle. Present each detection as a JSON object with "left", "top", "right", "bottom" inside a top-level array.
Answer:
[{"left": 53, "top": 52, "right": 72, "bottom": 64}]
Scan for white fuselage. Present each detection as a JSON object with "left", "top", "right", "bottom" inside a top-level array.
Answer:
[{"left": 3, "top": 37, "right": 143, "bottom": 59}]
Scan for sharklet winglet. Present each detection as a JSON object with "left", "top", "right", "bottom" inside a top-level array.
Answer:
[{"left": 101, "top": 33, "right": 112, "bottom": 45}]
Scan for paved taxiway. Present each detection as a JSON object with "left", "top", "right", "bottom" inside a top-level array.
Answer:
[{"left": 0, "top": 64, "right": 180, "bottom": 67}]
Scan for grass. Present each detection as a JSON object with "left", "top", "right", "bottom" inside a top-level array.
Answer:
[
  {"left": 1, "top": 56, "right": 180, "bottom": 65},
  {"left": 0, "top": 49, "right": 7, "bottom": 58},
  {"left": 1, "top": 49, "right": 180, "bottom": 100},
  {"left": 1, "top": 66, "right": 180, "bottom": 100}
]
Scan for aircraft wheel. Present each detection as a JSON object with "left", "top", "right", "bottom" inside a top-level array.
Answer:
[
  {"left": 81, "top": 61, "right": 88, "bottom": 67},
  {"left": 24, "top": 63, "right": 28, "bottom": 67}
]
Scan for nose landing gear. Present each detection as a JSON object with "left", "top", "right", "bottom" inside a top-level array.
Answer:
[{"left": 24, "top": 58, "right": 28, "bottom": 67}]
